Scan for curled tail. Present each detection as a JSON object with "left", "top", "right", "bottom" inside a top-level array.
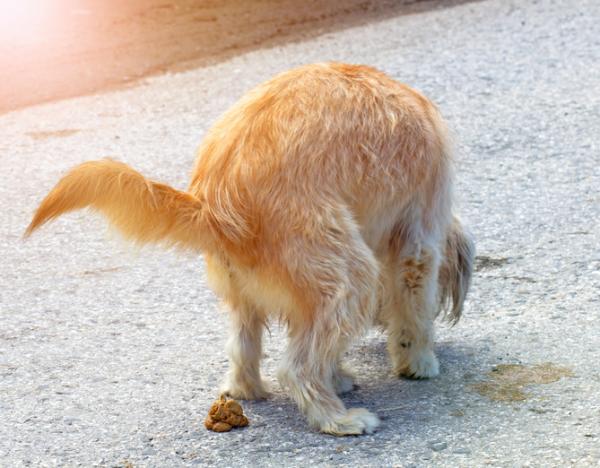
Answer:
[
  {"left": 25, "top": 159, "right": 210, "bottom": 252},
  {"left": 438, "top": 216, "right": 475, "bottom": 324}
]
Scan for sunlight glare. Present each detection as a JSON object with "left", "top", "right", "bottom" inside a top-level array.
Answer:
[{"left": 0, "top": 0, "right": 49, "bottom": 46}]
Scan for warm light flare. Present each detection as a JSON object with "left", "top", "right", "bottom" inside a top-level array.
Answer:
[{"left": 0, "top": 0, "right": 49, "bottom": 46}]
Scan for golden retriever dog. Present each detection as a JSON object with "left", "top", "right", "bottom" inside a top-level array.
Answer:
[{"left": 26, "top": 62, "right": 474, "bottom": 435}]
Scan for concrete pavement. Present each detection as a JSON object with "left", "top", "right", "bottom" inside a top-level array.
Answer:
[{"left": 1, "top": 0, "right": 599, "bottom": 465}]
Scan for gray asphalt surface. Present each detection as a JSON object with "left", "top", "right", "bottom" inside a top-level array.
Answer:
[{"left": 2, "top": 0, "right": 600, "bottom": 466}]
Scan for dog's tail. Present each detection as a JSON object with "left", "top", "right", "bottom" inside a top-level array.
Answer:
[
  {"left": 25, "top": 159, "right": 211, "bottom": 252},
  {"left": 438, "top": 216, "right": 475, "bottom": 324}
]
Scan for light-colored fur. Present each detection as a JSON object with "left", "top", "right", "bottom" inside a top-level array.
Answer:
[{"left": 26, "top": 63, "right": 474, "bottom": 435}]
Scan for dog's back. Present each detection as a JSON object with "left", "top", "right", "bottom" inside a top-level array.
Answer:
[{"left": 190, "top": 62, "right": 452, "bottom": 256}]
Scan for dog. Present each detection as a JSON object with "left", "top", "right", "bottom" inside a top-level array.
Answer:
[{"left": 26, "top": 62, "right": 474, "bottom": 435}]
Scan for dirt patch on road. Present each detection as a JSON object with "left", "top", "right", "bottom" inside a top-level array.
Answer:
[
  {"left": 0, "top": 0, "right": 475, "bottom": 114},
  {"left": 472, "top": 363, "right": 574, "bottom": 402}
]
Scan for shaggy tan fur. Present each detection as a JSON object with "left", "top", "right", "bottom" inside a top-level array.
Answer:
[{"left": 26, "top": 62, "right": 474, "bottom": 435}]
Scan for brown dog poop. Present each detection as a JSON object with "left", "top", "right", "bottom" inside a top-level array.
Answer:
[{"left": 204, "top": 394, "right": 249, "bottom": 432}]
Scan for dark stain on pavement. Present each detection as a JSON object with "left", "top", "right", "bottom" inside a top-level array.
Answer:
[{"left": 475, "top": 255, "right": 510, "bottom": 271}]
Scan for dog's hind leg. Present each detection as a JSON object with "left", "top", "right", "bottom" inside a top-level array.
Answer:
[
  {"left": 277, "top": 207, "right": 380, "bottom": 435},
  {"left": 385, "top": 218, "right": 446, "bottom": 379},
  {"left": 221, "top": 302, "right": 270, "bottom": 400},
  {"left": 206, "top": 255, "right": 270, "bottom": 400},
  {"left": 280, "top": 323, "right": 380, "bottom": 435}
]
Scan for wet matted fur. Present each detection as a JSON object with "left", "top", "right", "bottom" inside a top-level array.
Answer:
[{"left": 26, "top": 62, "right": 474, "bottom": 435}]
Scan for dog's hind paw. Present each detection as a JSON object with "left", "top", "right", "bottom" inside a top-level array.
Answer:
[
  {"left": 396, "top": 349, "right": 440, "bottom": 379},
  {"left": 320, "top": 408, "right": 380, "bottom": 436}
]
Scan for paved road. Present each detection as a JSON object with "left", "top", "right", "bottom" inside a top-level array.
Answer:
[{"left": 1, "top": 0, "right": 599, "bottom": 466}]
